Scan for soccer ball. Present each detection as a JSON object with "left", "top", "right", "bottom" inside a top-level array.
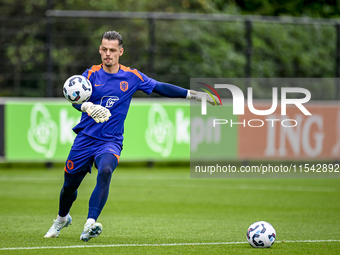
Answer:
[
  {"left": 63, "top": 75, "right": 92, "bottom": 104},
  {"left": 247, "top": 221, "right": 276, "bottom": 248}
]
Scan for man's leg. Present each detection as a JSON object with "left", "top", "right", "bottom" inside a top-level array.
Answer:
[
  {"left": 45, "top": 171, "right": 87, "bottom": 238},
  {"left": 59, "top": 171, "right": 88, "bottom": 217},
  {"left": 80, "top": 153, "right": 118, "bottom": 242},
  {"left": 88, "top": 153, "right": 118, "bottom": 220}
]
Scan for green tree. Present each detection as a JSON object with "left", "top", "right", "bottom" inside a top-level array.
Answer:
[{"left": 1, "top": 0, "right": 340, "bottom": 98}]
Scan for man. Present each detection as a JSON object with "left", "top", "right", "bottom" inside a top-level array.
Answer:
[{"left": 44, "top": 31, "right": 220, "bottom": 242}]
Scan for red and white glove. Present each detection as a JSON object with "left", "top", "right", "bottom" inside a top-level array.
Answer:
[{"left": 187, "top": 90, "right": 221, "bottom": 106}]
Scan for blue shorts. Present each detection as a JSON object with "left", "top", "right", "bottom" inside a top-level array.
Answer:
[{"left": 64, "top": 132, "right": 122, "bottom": 174}]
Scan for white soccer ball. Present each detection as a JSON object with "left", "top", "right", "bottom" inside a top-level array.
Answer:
[
  {"left": 63, "top": 75, "right": 92, "bottom": 104},
  {"left": 247, "top": 221, "right": 276, "bottom": 248}
]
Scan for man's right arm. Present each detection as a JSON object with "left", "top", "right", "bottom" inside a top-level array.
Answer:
[{"left": 72, "top": 103, "right": 82, "bottom": 112}]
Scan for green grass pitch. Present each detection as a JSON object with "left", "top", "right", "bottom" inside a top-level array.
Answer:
[{"left": 0, "top": 165, "right": 339, "bottom": 254}]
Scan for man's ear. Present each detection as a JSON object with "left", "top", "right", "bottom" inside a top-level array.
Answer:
[{"left": 119, "top": 47, "right": 124, "bottom": 57}]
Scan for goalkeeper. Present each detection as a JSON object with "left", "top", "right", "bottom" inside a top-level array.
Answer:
[{"left": 44, "top": 31, "right": 220, "bottom": 242}]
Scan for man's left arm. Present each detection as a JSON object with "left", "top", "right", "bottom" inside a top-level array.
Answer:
[
  {"left": 152, "top": 81, "right": 188, "bottom": 98},
  {"left": 152, "top": 81, "right": 221, "bottom": 106}
]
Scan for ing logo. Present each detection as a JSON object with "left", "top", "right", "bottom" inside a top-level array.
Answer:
[
  {"left": 197, "top": 82, "right": 223, "bottom": 106},
  {"left": 120, "top": 81, "right": 128, "bottom": 92}
]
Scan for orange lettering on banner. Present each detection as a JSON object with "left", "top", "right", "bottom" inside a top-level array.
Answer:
[{"left": 238, "top": 103, "right": 339, "bottom": 160}]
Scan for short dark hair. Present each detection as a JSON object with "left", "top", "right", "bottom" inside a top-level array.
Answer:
[{"left": 101, "top": 31, "right": 123, "bottom": 47}]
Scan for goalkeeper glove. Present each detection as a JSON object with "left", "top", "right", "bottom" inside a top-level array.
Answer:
[
  {"left": 81, "top": 102, "right": 111, "bottom": 123},
  {"left": 187, "top": 90, "right": 221, "bottom": 106}
]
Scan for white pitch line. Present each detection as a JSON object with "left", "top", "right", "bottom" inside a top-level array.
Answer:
[{"left": 1, "top": 240, "right": 340, "bottom": 251}]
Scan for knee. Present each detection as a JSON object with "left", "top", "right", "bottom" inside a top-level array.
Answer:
[
  {"left": 61, "top": 185, "right": 77, "bottom": 195},
  {"left": 98, "top": 166, "right": 113, "bottom": 181}
]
